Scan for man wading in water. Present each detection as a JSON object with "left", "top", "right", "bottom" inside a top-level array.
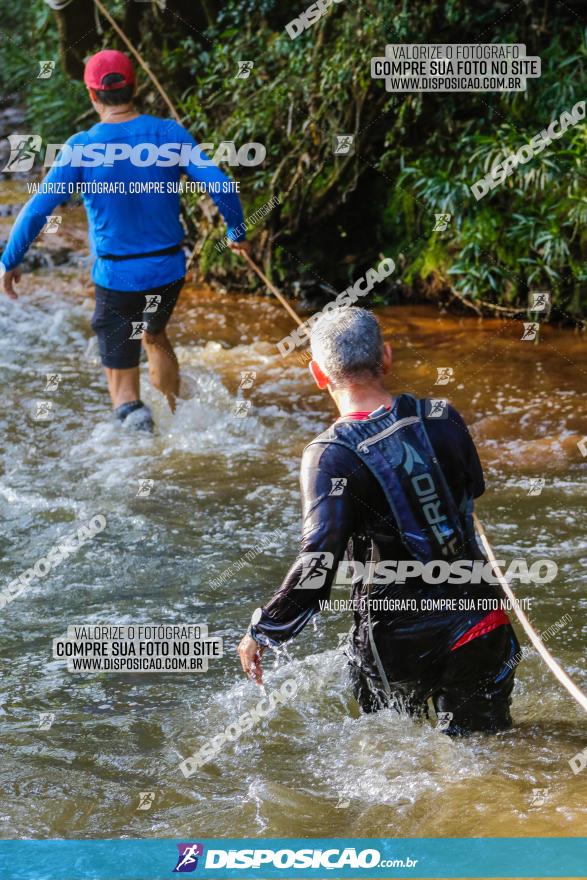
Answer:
[
  {"left": 238, "top": 307, "right": 520, "bottom": 735},
  {"left": 1, "top": 50, "right": 248, "bottom": 431}
]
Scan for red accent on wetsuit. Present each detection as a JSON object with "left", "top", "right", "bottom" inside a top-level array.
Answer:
[
  {"left": 340, "top": 407, "right": 511, "bottom": 651},
  {"left": 340, "top": 406, "right": 392, "bottom": 420},
  {"left": 450, "top": 608, "right": 510, "bottom": 651}
]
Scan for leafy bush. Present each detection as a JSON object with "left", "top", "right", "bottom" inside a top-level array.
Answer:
[{"left": 3, "top": 0, "right": 585, "bottom": 317}]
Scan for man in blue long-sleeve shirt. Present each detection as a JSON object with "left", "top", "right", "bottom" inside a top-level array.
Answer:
[{"left": 1, "top": 50, "right": 248, "bottom": 430}]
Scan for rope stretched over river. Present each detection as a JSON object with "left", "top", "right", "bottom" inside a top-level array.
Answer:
[
  {"left": 242, "top": 251, "right": 304, "bottom": 328},
  {"left": 473, "top": 513, "right": 587, "bottom": 714}
]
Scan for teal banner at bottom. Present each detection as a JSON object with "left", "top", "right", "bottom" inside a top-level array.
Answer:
[{"left": 0, "top": 837, "right": 585, "bottom": 879}]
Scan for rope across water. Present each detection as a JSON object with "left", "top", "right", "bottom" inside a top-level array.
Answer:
[{"left": 473, "top": 513, "right": 587, "bottom": 714}]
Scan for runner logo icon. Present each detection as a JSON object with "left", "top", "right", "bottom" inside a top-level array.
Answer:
[{"left": 173, "top": 843, "right": 204, "bottom": 873}]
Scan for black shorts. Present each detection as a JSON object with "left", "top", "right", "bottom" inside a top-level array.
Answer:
[
  {"left": 91, "top": 278, "right": 184, "bottom": 369},
  {"left": 350, "top": 624, "right": 520, "bottom": 734}
]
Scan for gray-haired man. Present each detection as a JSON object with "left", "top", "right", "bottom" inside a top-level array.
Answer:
[{"left": 238, "top": 307, "right": 519, "bottom": 735}]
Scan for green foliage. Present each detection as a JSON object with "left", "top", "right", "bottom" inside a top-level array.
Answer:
[
  {"left": 3, "top": 0, "right": 585, "bottom": 316},
  {"left": 0, "top": 0, "right": 86, "bottom": 139},
  {"left": 372, "top": 16, "right": 587, "bottom": 316},
  {"left": 173, "top": 0, "right": 586, "bottom": 316}
]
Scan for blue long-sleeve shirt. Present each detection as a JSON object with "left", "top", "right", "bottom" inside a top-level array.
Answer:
[{"left": 1, "top": 114, "right": 245, "bottom": 291}]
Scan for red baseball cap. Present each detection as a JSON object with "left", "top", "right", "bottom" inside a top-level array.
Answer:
[{"left": 84, "top": 50, "right": 135, "bottom": 90}]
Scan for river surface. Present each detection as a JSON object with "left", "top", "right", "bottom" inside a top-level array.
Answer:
[{"left": 0, "top": 203, "right": 586, "bottom": 842}]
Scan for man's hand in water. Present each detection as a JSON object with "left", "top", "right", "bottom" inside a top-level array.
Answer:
[
  {"left": 2, "top": 267, "right": 22, "bottom": 300},
  {"left": 237, "top": 633, "right": 265, "bottom": 684},
  {"left": 228, "top": 239, "right": 251, "bottom": 257}
]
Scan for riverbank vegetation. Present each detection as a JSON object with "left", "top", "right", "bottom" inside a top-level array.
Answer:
[{"left": 1, "top": 0, "right": 585, "bottom": 319}]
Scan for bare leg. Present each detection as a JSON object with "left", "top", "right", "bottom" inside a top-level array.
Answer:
[
  {"left": 142, "top": 330, "right": 179, "bottom": 411},
  {"left": 104, "top": 367, "right": 141, "bottom": 409}
]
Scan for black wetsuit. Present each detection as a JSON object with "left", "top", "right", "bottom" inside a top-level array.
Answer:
[{"left": 251, "top": 398, "right": 519, "bottom": 734}]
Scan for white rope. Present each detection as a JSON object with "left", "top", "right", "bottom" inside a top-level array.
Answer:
[
  {"left": 94, "top": 0, "right": 103, "bottom": 36},
  {"left": 473, "top": 513, "right": 587, "bottom": 714},
  {"left": 43, "top": 0, "right": 77, "bottom": 10}
]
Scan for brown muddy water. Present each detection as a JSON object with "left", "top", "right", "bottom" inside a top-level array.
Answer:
[{"left": 0, "top": 196, "right": 586, "bottom": 842}]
